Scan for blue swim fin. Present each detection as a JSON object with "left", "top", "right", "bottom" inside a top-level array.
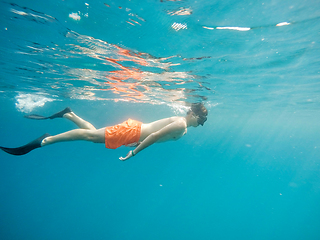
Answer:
[
  {"left": 24, "top": 107, "right": 72, "bottom": 120},
  {"left": 0, "top": 133, "right": 50, "bottom": 156}
]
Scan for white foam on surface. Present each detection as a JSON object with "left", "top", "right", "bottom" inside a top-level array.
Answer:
[
  {"left": 69, "top": 12, "right": 81, "bottom": 21},
  {"left": 276, "top": 22, "right": 290, "bottom": 26},
  {"left": 15, "top": 93, "right": 55, "bottom": 113},
  {"left": 216, "top": 26, "right": 251, "bottom": 31}
]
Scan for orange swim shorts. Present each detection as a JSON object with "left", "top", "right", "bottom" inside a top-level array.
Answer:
[{"left": 105, "top": 119, "right": 142, "bottom": 149}]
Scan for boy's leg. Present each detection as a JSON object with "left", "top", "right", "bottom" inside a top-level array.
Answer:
[
  {"left": 63, "top": 112, "right": 96, "bottom": 130},
  {"left": 41, "top": 128, "right": 105, "bottom": 147},
  {"left": 0, "top": 127, "right": 106, "bottom": 155},
  {"left": 25, "top": 107, "right": 97, "bottom": 130},
  {"left": 0, "top": 108, "right": 104, "bottom": 156}
]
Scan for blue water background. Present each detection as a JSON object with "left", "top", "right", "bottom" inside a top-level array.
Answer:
[{"left": 1, "top": 0, "right": 320, "bottom": 239}]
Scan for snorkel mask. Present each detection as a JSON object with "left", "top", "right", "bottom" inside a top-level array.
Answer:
[{"left": 197, "top": 114, "right": 207, "bottom": 126}]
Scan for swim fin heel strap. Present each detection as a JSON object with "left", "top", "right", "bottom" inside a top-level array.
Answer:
[
  {"left": 24, "top": 107, "right": 72, "bottom": 120},
  {"left": 0, "top": 133, "right": 51, "bottom": 156}
]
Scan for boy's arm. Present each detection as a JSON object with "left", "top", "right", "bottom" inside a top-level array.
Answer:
[{"left": 119, "top": 119, "right": 186, "bottom": 161}]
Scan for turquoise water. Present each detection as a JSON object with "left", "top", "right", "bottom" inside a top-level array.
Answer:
[{"left": 1, "top": 0, "right": 320, "bottom": 239}]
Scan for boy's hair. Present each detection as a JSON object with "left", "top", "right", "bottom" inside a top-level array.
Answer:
[{"left": 187, "top": 103, "right": 208, "bottom": 117}]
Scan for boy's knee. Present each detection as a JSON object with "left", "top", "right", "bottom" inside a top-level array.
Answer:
[
  {"left": 87, "top": 130, "right": 105, "bottom": 143},
  {"left": 84, "top": 130, "right": 98, "bottom": 142}
]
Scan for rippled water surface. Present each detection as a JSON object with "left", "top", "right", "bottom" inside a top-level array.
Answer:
[{"left": 1, "top": 0, "right": 319, "bottom": 110}]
